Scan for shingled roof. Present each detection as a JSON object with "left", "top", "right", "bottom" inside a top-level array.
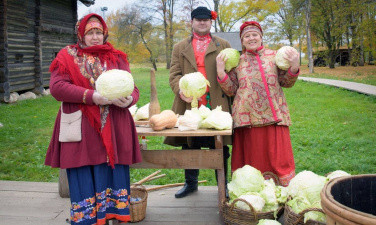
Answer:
[{"left": 213, "top": 32, "right": 241, "bottom": 51}]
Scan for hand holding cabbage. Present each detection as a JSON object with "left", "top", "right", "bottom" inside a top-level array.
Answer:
[{"left": 179, "top": 72, "right": 210, "bottom": 108}]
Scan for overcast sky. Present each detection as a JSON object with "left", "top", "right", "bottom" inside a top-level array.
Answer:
[{"left": 77, "top": 0, "right": 136, "bottom": 18}]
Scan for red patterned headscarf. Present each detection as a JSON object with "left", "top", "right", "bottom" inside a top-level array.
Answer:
[{"left": 49, "top": 13, "right": 129, "bottom": 168}]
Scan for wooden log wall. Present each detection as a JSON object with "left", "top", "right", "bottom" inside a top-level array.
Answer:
[
  {"left": 0, "top": 0, "right": 10, "bottom": 102},
  {"left": 0, "top": 0, "right": 78, "bottom": 102},
  {"left": 40, "top": 0, "right": 76, "bottom": 87}
]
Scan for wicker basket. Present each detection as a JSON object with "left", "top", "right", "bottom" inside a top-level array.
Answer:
[
  {"left": 284, "top": 205, "right": 326, "bottom": 225},
  {"left": 222, "top": 198, "right": 283, "bottom": 225},
  {"left": 129, "top": 185, "right": 148, "bottom": 223}
]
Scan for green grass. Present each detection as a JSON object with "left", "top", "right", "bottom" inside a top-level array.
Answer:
[{"left": 0, "top": 68, "right": 375, "bottom": 186}]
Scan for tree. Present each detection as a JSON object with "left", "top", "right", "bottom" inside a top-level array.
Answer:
[
  {"left": 216, "top": 0, "right": 280, "bottom": 32},
  {"left": 136, "top": 0, "right": 182, "bottom": 69},
  {"left": 107, "top": 7, "right": 163, "bottom": 70},
  {"left": 310, "top": 0, "right": 347, "bottom": 68}
]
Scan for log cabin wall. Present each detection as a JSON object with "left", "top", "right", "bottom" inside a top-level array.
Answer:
[
  {"left": 0, "top": 0, "right": 79, "bottom": 102},
  {"left": 40, "top": 0, "right": 77, "bottom": 88}
]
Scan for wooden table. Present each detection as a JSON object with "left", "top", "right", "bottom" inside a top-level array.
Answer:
[
  {"left": 133, "top": 126, "right": 232, "bottom": 209},
  {"left": 58, "top": 126, "right": 231, "bottom": 210}
]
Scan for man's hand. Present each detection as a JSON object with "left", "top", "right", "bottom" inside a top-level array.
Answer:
[{"left": 179, "top": 90, "right": 193, "bottom": 103}]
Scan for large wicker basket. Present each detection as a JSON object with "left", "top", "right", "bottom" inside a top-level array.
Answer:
[
  {"left": 129, "top": 185, "right": 148, "bottom": 223},
  {"left": 284, "top": 205, "right": 326, "bottom": 225},
  {"left": 222, "top": 198, "right": 283, "bottom": 225}
]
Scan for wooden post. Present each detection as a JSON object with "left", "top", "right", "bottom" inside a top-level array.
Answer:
[
  {"left": 33, "top": 0, "right": 44, "bottom": 95},
  {"left": 214, "top": 135, "right": 226, "bottom": 210},
  {"left": 59, "top": 169, "right": 70, "bottom": 198},
  {"left": 0, "top": 0, "right": 10, "bottom": 102},
  {"left": 149, "top": 68, "right": 160, "bottom": 118}
]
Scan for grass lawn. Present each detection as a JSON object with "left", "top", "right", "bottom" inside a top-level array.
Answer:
[{"left": 0, "top": 66, "right": 375, "bottom": 186}]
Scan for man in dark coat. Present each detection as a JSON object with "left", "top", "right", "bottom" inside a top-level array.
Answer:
[{"left": 164, "top": 6, "right": 232, "bottom": 198}]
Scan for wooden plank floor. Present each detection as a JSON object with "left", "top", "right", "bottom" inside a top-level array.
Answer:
[{"left": 0, "top": 180, "right": 224, "bottom": 225}]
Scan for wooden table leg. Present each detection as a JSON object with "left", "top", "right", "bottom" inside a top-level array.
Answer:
[{"left": 215, "top": 135, "right": 226, "bottom": 210}]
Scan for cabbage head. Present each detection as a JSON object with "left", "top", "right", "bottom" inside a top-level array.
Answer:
[
  {"left": 179, "top": 72, "right": 210, "bottom": 108},
  {"left": 275, "top": 46, "right": 298, "bottom": 70},
  {"left": 303, "top": 201, "right": 326, "bottom": 223},
  {"left": 228, "top": 165, "right": 265, "bottom": 199},
  {"left": 235, "top": 194, "right": 265, "bottom": 212},
  {"left": 220, "top": 48, "right": 240, "bottom": 71},
  {"left": 200, "top": 106, "right": 232, "bottom": 130},
  {"left": 287, "top": 170, "right": 327, "bottom": 203},
  {"left": 257, "top": 219, "right": 282, "bottom": 225},
  {"left": 326, "top": 170, "right": 351, "bottom": 180},
  {"left": 96, "top": 69, "right": 134, "bottom": 100}
]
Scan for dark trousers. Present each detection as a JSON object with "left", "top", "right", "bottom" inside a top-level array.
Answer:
[{"left": 182, "top": 137, "right": 230, "bottom": 185}]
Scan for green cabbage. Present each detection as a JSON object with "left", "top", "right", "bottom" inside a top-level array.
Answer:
[
  {"left": 200, "top": 106, "right": 232, "bottom": 130},
  {"left": 326, "top": 170, "right": 351, "bottom": 180},
  {"left": 228, "top": 165, "right": 265, "bottom": 199},
  {"left": 220, "top": 48, "right": 240, "bottom": 71},
  {"left": 257, "top": 219, "right": 282, "bottom": 225},
  {"left": 275, "top": 46, "right": 298, "bottom": 70},
  {"left": 179, "top": 72, "right": 210, "bottom": 108},
  {"left": 96, "top": 69, "right": 134, "bottom": 100},
  {"left": 235, "top": 194, "right": 265, "bottom": 211}
]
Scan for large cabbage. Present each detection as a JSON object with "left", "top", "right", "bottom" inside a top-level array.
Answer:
[
  {"left": 275, "top": 46, "right": 298, "bottom": 70},
  {"left": 287, "top": 170, "right": 328, "bottom": 224},
  {"left": 257, "top": 219, "right": 282, "bottom": 225},
  {"left": 179, "top": 72, "right": 210, "bottom": 108},
  {"left": 200, "top": 106, "right": 232, "bottom": 130},
  {"left": 96, "top": 69, "right": 134, "bottom": 100},
  {"left": 326, "top": 170, "right": 351, "bottom": 180},
  {"left": 228, "top": 165, "right": 265, "bottom": 199},
  {"left": 220, "top": 48, "right": 240, "bottom": 71}
]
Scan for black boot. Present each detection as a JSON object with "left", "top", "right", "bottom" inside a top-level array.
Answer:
[{"left": 175, "top": 169, "right": 198, "bottom": 198}]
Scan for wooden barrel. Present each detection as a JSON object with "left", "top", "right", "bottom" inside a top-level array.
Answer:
[{"left": 320, "top": 174, "right": 376, "bottom": 225}]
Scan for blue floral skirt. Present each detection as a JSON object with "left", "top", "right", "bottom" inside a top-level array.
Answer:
[{"left": 67, "top": 163, "right": 131, "bottom": 225}]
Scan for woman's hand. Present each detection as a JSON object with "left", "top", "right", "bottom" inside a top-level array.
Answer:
[
  {"left": 112, "top": 96, "right": 133, "bottom": 108},
  {"left": 284, "top": 48, "right": 300, "bottom": 74},
  {"left": 179, "top": 90, "right": 193, "bottom": 103},
  {"left": 93, "top": 91, "right": 111, "bottom": 105},
  {"left": 216, "top": 52, "right": 227, "bottom": 80}
]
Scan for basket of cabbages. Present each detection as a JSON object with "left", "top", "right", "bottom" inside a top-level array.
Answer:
[{"left": 221, "top": 165, "right": 286, "bottom": 225}]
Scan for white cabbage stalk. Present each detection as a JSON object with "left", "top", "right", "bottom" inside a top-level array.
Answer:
[
  {"left": 178, "top": 109, "right": 202, "bottom": 131},
  {"left": 275, "top": 46, "right": 298, "bottom": 70},
  {"left": 96, "top": 69, "right": 134, "bottom": 100},
  {"left": 201, "top": 106, "right": 232, "bottom": 130},
  {"left": 179, "top": 72, "right": 210, "bottom": 108},
  {"left": 220, "top": 48, "right": 240, "bottom": 71},
  {"left": 235, "top": 194, "right": 265, "bottom": 212},
  {"left": 257, "top": 219, "right": 282, "bottom": 225},
  {"left": 326, "top": 170, "right": 351, "bottom": 180},
  {"left": 133, "top": 103, "right": 149, "bottom": 121}
]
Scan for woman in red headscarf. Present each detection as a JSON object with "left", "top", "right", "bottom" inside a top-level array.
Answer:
[
  {"left": 216, "top": 21, "right": 300, "bottom": 186},
  {"left": 45, "top": 13, "right": 142, "bottom": 224}
]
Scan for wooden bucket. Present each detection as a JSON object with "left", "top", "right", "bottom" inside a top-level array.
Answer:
[{"left": 320, "top": 174, "right": 376, "bottom": 225}]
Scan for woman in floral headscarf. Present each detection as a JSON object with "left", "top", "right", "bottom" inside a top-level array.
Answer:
[
  {"left": 216, "top": 21, "right": 300, "bottom": 186},
  {"left": 45, "top": 13, "right": 142, "bottom": 225}
]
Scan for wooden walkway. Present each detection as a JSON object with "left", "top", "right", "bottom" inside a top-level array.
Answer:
[{"left": 0, "top": 180, "right": 223, "bottom": 225}]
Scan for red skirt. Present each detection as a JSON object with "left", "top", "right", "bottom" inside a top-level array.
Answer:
[{"left": 232, "top": 125, "right": 295, "bottom": 186}]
